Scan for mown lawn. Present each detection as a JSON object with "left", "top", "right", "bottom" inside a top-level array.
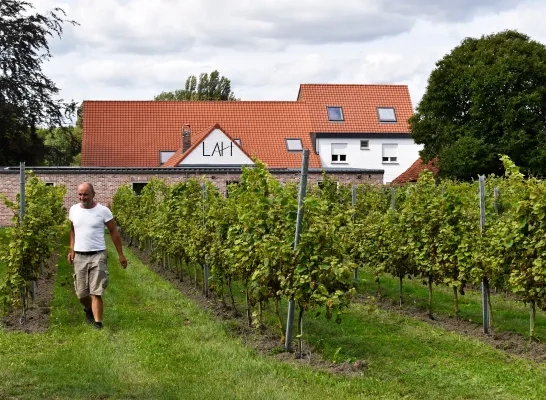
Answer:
[
  {"left": 356, "top": 269, "right": 546, "bottom": 341},
  {"left": 1, "top": 237, "right": 546, "bottom": 399}
]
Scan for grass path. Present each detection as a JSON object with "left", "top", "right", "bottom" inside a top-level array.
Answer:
[{"left": 1, "top": 237, "right": 546, "bottom": 399}]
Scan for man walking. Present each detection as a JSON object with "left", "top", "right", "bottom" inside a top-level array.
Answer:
[{"left": 68, "top": 182, "right": 127, "bottom": 329}]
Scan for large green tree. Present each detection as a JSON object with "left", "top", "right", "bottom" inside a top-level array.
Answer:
[
  {"left": 154, "top": 70, "right": 238, "bottom": 101},
  {"left": 38, "top": 126, "right": 82, "bottom": 166},
  {"left": 410, "top": 30, "right": 546, "bottom": 180},
  {"left": 0, "top": 0, "right": 77, "bottom": 165}
]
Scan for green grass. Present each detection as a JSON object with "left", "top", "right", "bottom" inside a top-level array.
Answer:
[
  {"left": 356, "top": 269, "right": 546, "bottom": 341},
  {"left": 2, "top": 239, "right": 546, "bottom": 399}
]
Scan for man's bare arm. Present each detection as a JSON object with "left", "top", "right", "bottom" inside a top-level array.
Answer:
[
  {"left": 68, "top": 221, "right": 75, "bottom": 264},
  {"left": 106, "top": 219, "right": 127, "bottom": 269}
]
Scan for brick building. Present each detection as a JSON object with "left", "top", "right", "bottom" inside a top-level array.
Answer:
[{"left": 0, "top": 83, "right": 421, "bottom": 226}]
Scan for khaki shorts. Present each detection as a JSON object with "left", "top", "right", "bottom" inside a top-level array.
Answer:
[{"left": 73, "top": 250, "right": 109, "bottom": 298}]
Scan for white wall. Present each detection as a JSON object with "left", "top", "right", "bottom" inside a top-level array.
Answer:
[
  {"left": 179, "top": 128, "right": 254, "bottom": 166},
  {"left": 317, "top": 137, "right": 423, "bottom": 183}
]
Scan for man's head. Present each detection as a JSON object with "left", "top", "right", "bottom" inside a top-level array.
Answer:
[{"left": 77, "top": 182, "right": 96, "bottom": 208}]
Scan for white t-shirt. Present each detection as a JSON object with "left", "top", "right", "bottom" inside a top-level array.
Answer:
[{"left": 69, "top": 203, "right": 113, "bottom": 252}]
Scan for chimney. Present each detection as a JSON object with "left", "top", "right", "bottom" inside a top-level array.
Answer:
[{"left": 182, "top": 124, "right": 191, "bottom": 153}]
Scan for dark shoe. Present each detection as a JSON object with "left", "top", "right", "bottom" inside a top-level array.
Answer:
[
  {"left": 93, "top": 321, "right": 103, "bottom": 330},
  {"left": 84, "top": 308, "right": 94, "bottom": 324}
]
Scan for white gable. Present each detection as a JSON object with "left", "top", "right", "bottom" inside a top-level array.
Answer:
[{"left": 179, "top": 128, "right": 254, "bottom": 166}]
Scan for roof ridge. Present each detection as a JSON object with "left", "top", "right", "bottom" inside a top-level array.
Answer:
[
  {"left": 82, "top": 100, "right": 307, "bottom": 104},
  {"left": 299, "top": 83, "right": 409, "bottom": 86}
]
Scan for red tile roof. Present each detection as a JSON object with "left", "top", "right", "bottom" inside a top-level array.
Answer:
[
  {"left": 391, "top": 158, "right": 439, "bottom": 184},
  {"left": 297, "top": 84, "right": 413, "bottom": 133},
  {"left": 81, "top": 84, "right": 414, "bottom": 168},
  {"left": 82, "top": 101, "right": 319, "bottom": 168}
]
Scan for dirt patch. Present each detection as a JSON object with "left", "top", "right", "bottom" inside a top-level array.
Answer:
[
  {"left": 366, "top": 294, "right": 546, "bottom": 364},
  {"left": 1, "top": 254, "right": 58, "bottom": 333},
  {"left": 127, "top": 243, "right": 367, "bottom": 376}
]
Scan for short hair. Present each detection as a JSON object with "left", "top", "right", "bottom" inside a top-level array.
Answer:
[{"left": 79, "top": 182, "right": 95, "bottom": 195}]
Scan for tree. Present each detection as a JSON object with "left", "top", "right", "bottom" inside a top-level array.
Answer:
[
  {"left": 38, "top": 126, "right": 82, "bottom": 166},
  {"left": 409, "top": 30, "right": 546, "bottom": 180},
  {"left": 154, "top": 70, "right": 238, "bottom": 101},
  {"left": 0, "top": 0, "right": 77, "bottom": 165}
]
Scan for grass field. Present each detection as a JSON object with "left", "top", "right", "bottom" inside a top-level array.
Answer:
[
  {"left": 1, "top": 237, "right": 546, "bottom": 399},
  {"left": 355, "top": 269, "right": 546, "bottom": 341}
]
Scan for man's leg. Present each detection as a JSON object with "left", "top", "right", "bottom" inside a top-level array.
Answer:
[
  {"left": 79, "top": 296, "right": 94, "bottom": 323},
  {"left": 91, "top": 295, "right": 103, "bottom": 322},
  {"left": 89, "top": 251, "right": 108, "bottom": 329},
  {"left": 74, "top": 255, "right": 93, "bottom": 323},
  {"left": 79, "top": 296, "right": 92, "bottom": 310}
]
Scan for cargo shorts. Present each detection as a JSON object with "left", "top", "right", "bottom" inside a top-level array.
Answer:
[{"left": 73, "top": 250, "right": 109, "bottom": 298}]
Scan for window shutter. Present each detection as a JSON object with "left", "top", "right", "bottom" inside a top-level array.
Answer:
[
  {"left": 331, "top": 143, "right": 347, "bottom": 154},
  {"left": 382, "top": 144, "right": 397, "bottom": 158}
]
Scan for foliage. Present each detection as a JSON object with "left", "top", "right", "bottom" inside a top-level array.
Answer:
[
  {"left": 0, "top": 172, "right": 66, "bottom": 314},
  {"left": 38, "top": 126, "right": 82, "bottom": 166},
  {"left": 154, "top": 70, "right": 238, "bottom": 101},
  {"left": 5, "top": 237, "right": 546, "bottom": 399},
  {"left": 111, "top": 160, "right": 357, "bottom": 342},
  {"left": 110, "top": 154, "right": 546, "bottom": 339},
  {"left": 410, "top": 30, "right": 546, "bottom": 180},
  {"left": 0, "top": 0, "right": 77, "bottom": 165}
]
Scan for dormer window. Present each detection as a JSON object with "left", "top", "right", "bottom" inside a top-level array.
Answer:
[
  {"left": 327, "top": 106, "right": 344, "bottom": 122},
  {"left": 286, "top": 138, "right": 303, "bottom": 151},
  {"left": 378, "top": 107, "right": 397, "bottom": 122},
  {"left": 160, "top": 150, "right": 176, "bottom": 164},
  {"left": 234, "top": 138, "right": 242, "bottom": 146}
]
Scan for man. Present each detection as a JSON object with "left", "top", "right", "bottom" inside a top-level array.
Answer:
[{"left": 68, "top": 182, "right": 127, "bottom": 330}]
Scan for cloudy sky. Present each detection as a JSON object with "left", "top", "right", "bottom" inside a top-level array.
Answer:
[{"left": 34, "top": 0, "right": 546, "bottom": 109}]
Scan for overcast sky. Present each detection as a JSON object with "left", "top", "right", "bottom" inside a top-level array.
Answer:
[{"left": 34, "top": 0, "right": 546, "bottom": 109}]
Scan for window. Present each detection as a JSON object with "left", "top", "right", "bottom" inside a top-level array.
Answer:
[
  {"left": 360, "top": 140, "right": 369, "bottom": 150},
  {"left": 234, "top": 138, "right": 242, "bottom": 146},
  {"left": 132, "top": 182, "right": 148, "bottom": 195},
  {"left": 331, "top": 143, "right": 347, "bottom": 163},
  {"left": 44, "top": 182, "right": 55, "bottom": 186},
  {"left": 327, "top": 106, "right": 344, "bottom": 121},
  {"left": 286, "top": 138, "right": 303, "bottom": 151},
  {"left": 377, "top": 107, "right": 397, "bottom": 122},
  {"left": 160, "top": 151, "right": 176, "bottom": 164},
  {"left": 382, "top": 144, "right": 398, "bottom": 163}
]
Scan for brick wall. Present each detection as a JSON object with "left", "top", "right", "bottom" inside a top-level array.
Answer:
[{"left": 0, "top": 168, "right": 383, "bottom": 226}]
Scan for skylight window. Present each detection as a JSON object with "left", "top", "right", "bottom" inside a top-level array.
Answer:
[
  {"left": 286, "top": 138, "right": 303, "bottom": 151},
  {"left": 378, "top": 107, "right": 397, "bottom": 122},
  {"left": 327, "top": 106, "right": 344, "bottom": 121}
]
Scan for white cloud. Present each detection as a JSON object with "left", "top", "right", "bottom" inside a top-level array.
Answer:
[{"left": 32, "top": 0, "right": 546, "bottom": 108}]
